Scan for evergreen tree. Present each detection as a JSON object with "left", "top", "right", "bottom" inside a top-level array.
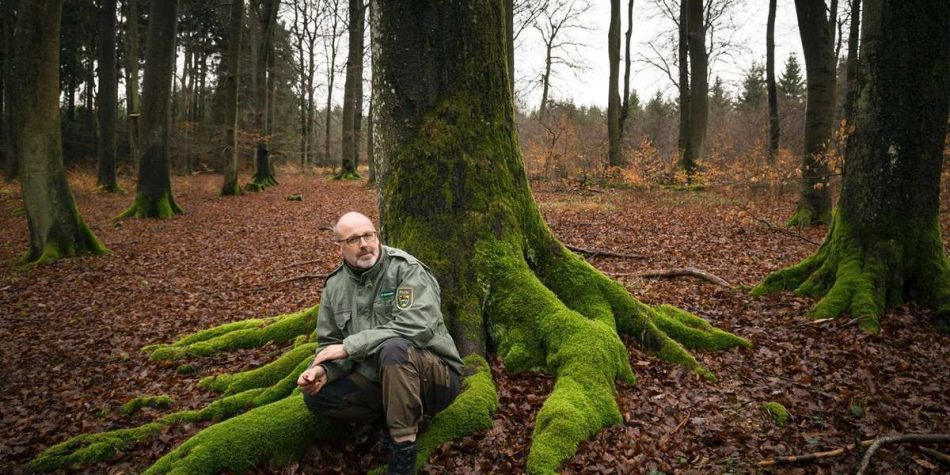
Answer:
[
  {"left": 739, "top": 61, "right": 766, "bottom": 109},
  {"left": 710, "top": 76, "right": 732, "bottom": 110},
  {"left": 778, "top": 54, "right": 805, "bottom": 99}
]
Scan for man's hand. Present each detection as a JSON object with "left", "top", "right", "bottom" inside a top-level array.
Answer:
[
  {"left": 297, "top": 364, "right": 327, "bottom": 395},
  {"left": 313, "top": 344, "right": 348, "bottom": 365}
]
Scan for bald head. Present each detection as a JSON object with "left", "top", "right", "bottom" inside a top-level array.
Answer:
[{"left": 333, "top": 212, "right": 380, "bottom": 269}]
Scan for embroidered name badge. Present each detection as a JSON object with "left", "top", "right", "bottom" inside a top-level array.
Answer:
[
  {"left": 378, "top": 289, "right": 396, "bottom": 300},
  {"left": 396, "top": 287, "right": 413, "bottom": 309}
]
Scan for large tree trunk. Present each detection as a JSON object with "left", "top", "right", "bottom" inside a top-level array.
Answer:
[
  {"left": 607, "top": 0, "right": 622, "bottom": 167},
  {"left": 842, "top": 0, "right": 861, "bottom": 125},
  {"left": 788, "top": 0, "right": 837, "bottom": 226},
  {"left": 221, "top": 0, "right": 243, "bottom": 196},
  {"left": 681, "top": 0, "right": 707, "bottom": 181},
  {"left": 14, "top": 0, "right": 107, "bottom": 264},
  {"left": 618, "top": 0, "right": 633, "bottom": 137},
  {"left": 677, "top": 0, "right": 689, "bottom": 155},
  {"left": 119, "top": 0, "right": 182, "bottom": 218},
  {"left": 766, "top": 0, "right": 780, "bottom": 163},
  {"left": 247, "top": 0, "right": 279, "bottom": 191},
  {"left": 124, "top": 0, "right": 141, "bottom": 174},
  {"left": 338, "top": 0, "right": 364, "bottom": 179},
  {"left": 96, "top": 0, "right": 119, "bottom": 192},
  {"left": 754, "top": 0, "right": 949, "bottom": 333},
  {"left": 2, "top": 0, "right": 17, "bottom": 181}
]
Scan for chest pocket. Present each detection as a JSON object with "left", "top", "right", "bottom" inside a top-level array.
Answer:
[
  {"left": 334, "top": 310, "right": 352, "bottom": 331},
  {"left": 373, "top": 301, "right": 394, "bottom": 323}
]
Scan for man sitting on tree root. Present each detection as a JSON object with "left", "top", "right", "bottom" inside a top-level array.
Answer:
[{"left": 297, "top": 211, "right": 464, "bottom": 475}]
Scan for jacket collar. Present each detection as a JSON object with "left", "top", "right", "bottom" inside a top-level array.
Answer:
[{"left": 342, "top": 245, "right": 388, "bottom": 284}]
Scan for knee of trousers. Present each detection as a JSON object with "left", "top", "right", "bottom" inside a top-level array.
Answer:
[
  {"left": 302, "top": 389, "right": 325, "bottom": 413},
  {"left": 377, "top": 337, "right": 413, "bottom": 368}
]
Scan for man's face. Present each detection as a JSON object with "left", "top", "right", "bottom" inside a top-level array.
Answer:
[{"left": 336, "top": 216, "right": 380, "bottom": 269}]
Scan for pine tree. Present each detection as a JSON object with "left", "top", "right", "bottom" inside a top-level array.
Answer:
[
  {"left": 778, "top": 54, "right": 805, "bottom": 99},
  {"left": 739, "top": 62, "right": 766, "bottom": 109}
]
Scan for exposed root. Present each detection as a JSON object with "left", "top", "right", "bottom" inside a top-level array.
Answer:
[
  {"left": 333, "top": 171, "right": 362, "bottom": 180},
  {"left": 116, "top": 192, "right": 183, "bottom": 220},
  {"left": 22, "top": 219, "right": 110, "bottom": 266},
  {"left": 244, "top": 174, "right": 278, "bottom": 192},
  {"left": 610, "top": 267, "right": 733, "bottom": 288},
  {"left": 564, "top": 244, "right": 645, "bottom": 260},
  {"left": 121, "top": 395, "right": 174, "bottom": 415},
  {"left": 144, "top": 307, "right": 317, "bottom": 361},
  {"left": 199, "top": 343, "right": 316, "bottom": 394}
]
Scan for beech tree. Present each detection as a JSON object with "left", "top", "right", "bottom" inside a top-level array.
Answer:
[
  {"left": 766, "top": 0, "right": 779, "bottom": 163},
  {"left": 787, "top": 0, "right": 838, "bottom": 226},
  {"left": 2, "top": 0, "right": 16, "bottom": 181},
  {"left": 220, "top": 0, "right": 244, "bottom": 195},
  {"left": 119, "top": 0, "right": 182, "bottom": 218},
  {"left": 27, "top": 1, "right": 749, "bottom": 473},
  {"left": 338, "top": 0, "right": 365, "bottom": 179},
  {"left": 14, "top": 0, "right": 107, "bottom": 263},
  {"left": 123, "top": 0, "right": 141, "bottom": 172},
  {"left": 607, "top": 0, "right": 622, "bottom": 166},
  {"left": 245, "top": 0, "right": 280, "bottom": 191},
  {"left": 754, "top": 0, "right": 949, "bottom": 332},
  {"left": 96, "top": 0, "right": 119, "bottom": 192},
  {"left": 680, "top": 0, "right": 707, "bottom": 180}
]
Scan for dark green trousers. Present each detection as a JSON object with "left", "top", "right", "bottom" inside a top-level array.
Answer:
[{"left": 303, "top": 338, "right": 461, "bottom": 437}]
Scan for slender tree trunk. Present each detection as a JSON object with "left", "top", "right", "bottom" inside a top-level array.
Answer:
[
  {"left": 505, "top": 0, "right": 514, "bottom": 96},
  {"left": 221, "top": 0, "right": 243, "bottom": 196},
  {"left": 2, "top": 0, "right": 17, "bottom": 181},
  {"left": 125, "top": 0, "right": 141, "bottom": 173},
  {"left": 15, "top": 0, "right": 107, "bottom": 263},
  {"left": 607, "top": 0, "right": 622, "bottom": 167},
  {"left": 339, "top": 0, "right": 364, "bottom": 179},
  {"left": 842, "top": 0, "right": 861, "bottom": 125},
  {"left": 677, "top": 0, "right": 689, "bottom": 154},
  {"left": 539, "top": 42, "right": 552, "bottom": 119},
  {"left": 97, "top": 0, "right": 119, "bottom": 192},
  {"left": 119, "top": 0, "right": 182, "bottom": 218},
  {"left": 755, "top": 0, "right": 949, "bottom": 333},
  {"left": 247, "top": 0, "right": 279, "bottom": 190},
  {"left": 681, "top": 0, "right": 706, "bottom": 181},
  {"left": 789, "top": 0, "right": 836, "bottom": 226},
  {"left": 618, "top": 0, "right": 634, "bottom": 137},
  {"left": 67, "top": 55, "right": 76, "bottom": 123},
  {"left": 766, "top": 0, "right": 780, "bottom": 163}
]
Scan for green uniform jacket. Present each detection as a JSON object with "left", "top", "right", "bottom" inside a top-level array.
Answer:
[{"left": 315, "top": 245, "right": 464, "bottom": 383}]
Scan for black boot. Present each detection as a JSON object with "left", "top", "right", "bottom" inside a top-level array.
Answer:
[{"left": 385, "top": 438, "right": 417, "bottom": 475}]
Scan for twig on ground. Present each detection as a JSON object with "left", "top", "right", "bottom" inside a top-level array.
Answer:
[
  {"left": 857, "top": 434, "right": 950, "bottom": 475},
  {"left": 609, "top": 267, "right": 733, "bottom": 288},
  {"left": 659, "top": 412, "right": 691, "bottom": 450},
  {"left": 277, "top": 259, "right": 322, "bottom": 270},
  {"left": 758, "top": 439, "right": 874, "bottom": 466},
  {"left": 736, "top": 205, "right": 820, "bottom": 246},
  {"left": 917, "top": 447, "right": 950, "bottom": 465},
  {"left": 272, "top": 274, "right": 329, "bottom": 286},
  {"left": 565, "top": 244, "right": 645, "bottom": 260}
]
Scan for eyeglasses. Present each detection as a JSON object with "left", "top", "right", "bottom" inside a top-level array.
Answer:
[{"left": 336, "top": 231, "right": 378, "bottom": 246}]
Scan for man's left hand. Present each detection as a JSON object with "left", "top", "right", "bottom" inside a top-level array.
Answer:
[{"left": 313, "top": 344, "right": 348, "bottom": 364}]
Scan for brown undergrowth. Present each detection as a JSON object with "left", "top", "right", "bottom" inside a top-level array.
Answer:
[{"left": 0, "top": 171, "right": 947, "bottom": 474}]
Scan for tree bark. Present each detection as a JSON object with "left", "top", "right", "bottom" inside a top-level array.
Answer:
[
  {"left": 677, "top": 0, "right": 689, "bottom": 154},
  {"left": 221, "top": 0, "right": 243, "bottom": 196},
  {"left": 766, "top": 0, "right": 780, "bottom": 163},
  {"left": 618, "top": 0, "right": 634, "bottom": 137},
  {"left": 788, "top": 0, "right": 836, "bottom": 226},
  {"left": 681, "top": 0, "right": 707, "bottom": 181},
  {"left": 247, "top": 0, "right": 279, "bottom": 191},
  {"left": 119, "top": 0, "right": 182, "bottom": 218},
  {"left": 842, "top": 0, "right": 861, "bottom": 125},
  {"left": 2, "top": 0, "right": 17, "bottom": 181},
  {"left": 14, "top": 0, "right": 107, "bottom": 263},
  {"left": 97, "top": 0, "right": 119, "bottom": 192},
  {"left": 339, "top": 0, "right": 364, "bottom": 179},
  {"left": 754, "top": 0, "right": 950, "bottom": 333},
  {"left": 607, "top": 0, "right": 622, "bottom": 167},
  {"left": 124, "top": 0, "right": 141, "bottom": 173}
]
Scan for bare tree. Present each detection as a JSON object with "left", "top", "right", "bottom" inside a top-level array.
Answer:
[
  {"left": 320, "top": 0, "right": 344, "bottom": 166},
  {"left": 291, "top": 0, "right": 322, "bottom": 174},
  {"left": 2, "top": 0, "right": 17, "bottom": 181},
  {"left": 97, "top": 0, "right": 119, "bottom": 192},
  {"left": 842, "top": 0, "right": 860, "bottom": 124},
  {"left": 221, "top": 0, "right": 244, "bottom": 195},
  {"left": 533, "top": 0, "right": 593, "bottom": 118},
  {"left": 339, "top": 0, "right": 365, "bottom": 179},
  {"left": 246, "top": 0, "right": 280, "bottom": 191},
  {"left": 608, "top": 0, "right": 622, "bottom": 167},
  {"left": 123, "top": 0, "right": 141, "bottom": 173},
  {"left": 619, "top": 0, "right": 635, "bottom": 136},
  {"left": 766, "top": 0, "right": 779, "bottom": 163}
]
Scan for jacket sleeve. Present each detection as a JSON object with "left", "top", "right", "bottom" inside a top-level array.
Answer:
[
  {"left": 312, "top": 296, "right": 354, "bottom": 383},
  {"left": 342, "top": 262, "right": 442, "bottom": 360}
]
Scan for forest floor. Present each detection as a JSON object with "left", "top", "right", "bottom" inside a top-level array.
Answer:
[{"left": 0, "top": 170, "right": 947, "bottom": 475}]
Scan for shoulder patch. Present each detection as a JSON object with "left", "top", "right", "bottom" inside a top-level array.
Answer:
[{"left": 396, "top": 287, "right": 414, "bottom": 309}]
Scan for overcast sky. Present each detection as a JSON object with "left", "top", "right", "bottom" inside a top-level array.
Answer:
[{"left": 512, "top": 0, "right": 808, "bottom": 110}]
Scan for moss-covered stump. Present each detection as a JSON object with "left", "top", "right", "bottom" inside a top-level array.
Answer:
[
  {"left": 117, "top": 192, "right": 183, "bottom": 219},
  {"left": 753, "top": 212, "right": 950, "bottom": 333}
]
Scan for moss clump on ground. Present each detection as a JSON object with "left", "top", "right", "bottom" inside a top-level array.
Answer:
[
  {"left": 121, "top": 395, "right": 174, "bottom": 415},
  {"left": 116, "top": 192, "right": 183, "bottom": 220},
  {"left": 333, "top": 171, "right": 362, "bottom": 181},
  {"left": 145, "top": 308, "right": 317, "bottom": 361},
  {"left": 763, "top": 402, "right": 790, "bottom": 426}
]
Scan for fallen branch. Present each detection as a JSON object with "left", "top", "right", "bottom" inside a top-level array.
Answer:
[
  {"left": 277, "top": 259, "right": 322, "bottom": 270},
  {"left": 758, "top": 439, "right": 874, "bottom": 467},
  {"left": 609, "top": 267, "right": 733, "bottom": 288},
  {"left": 737, "top": 205, "right": 820, "bottom": 246},
  {"left": 565, "top": 244, "right": 645, "bottom": 260},
  {"left": 273, "top": 274, "right": 328, "bottom": 286},
  {"left": 857, "top": 434, "right": 950, "bottom": 475},
  {"left": 917, "top": 447, "right": 950, "bottom": 465}
]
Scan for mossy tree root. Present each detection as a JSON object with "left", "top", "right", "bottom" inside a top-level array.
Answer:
[
  {"left": 144, "top": 307, "right": 317, "bottom": 361},
  {"left": 333, "top": 171, "right": 362, "bottom": 181},
  {"left": 244, "top": 174, "right": 278, "bottom": 192},
  {"left": 22, "top": 218, "right": 110, "bottom": 266},
  {"left": 199, "top": 343, "right": 317, "bottom": 394},
  {"left": 117, "top": 193, "right": 183, "bottom": 220},
  {"left": 752, "top": 213, "right": 950, "bottom": 333}
]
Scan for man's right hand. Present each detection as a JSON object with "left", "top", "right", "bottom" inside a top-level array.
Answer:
[{"left": 297, "top": 364, "right": 328, "bottom": 395}]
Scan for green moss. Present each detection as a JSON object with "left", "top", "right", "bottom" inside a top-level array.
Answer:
[
  {"left": 786, "top": 206, "right": 815, "bottom": 228},
  {"left": 144, "top": 396, "right": 336, "bottom": 475},
  {"left": 220, "top": 183, "right": 244, "bottom": 196},
  {"left": 763, "top": 402, "right": 790, "bottom": 426},
  {"left": 652, "top": 305, "right": 752, "bottom": 350},
  {"left": 121, "top": 395, "right": 174, "bottom": 415},
  {"left": 22, "top": 212, "right": 110, "bottom": 266},
  {"left": 24, "top": 423, "right": 164, "bottom": 473},
  {"left": 146, "top": 308, "right": 317, "bottom": 361},
  {"left": 199, "top": 343, "right": 316, "bottom": 394},
  {"left": 245, "top": 174, "right": 278, "bottom": 192},
  {"left": 116, "top": 192, "right": 183, "bottom": 220},
  {"left": 333, "top": 171, "right": 362, "bottom": 180}
]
